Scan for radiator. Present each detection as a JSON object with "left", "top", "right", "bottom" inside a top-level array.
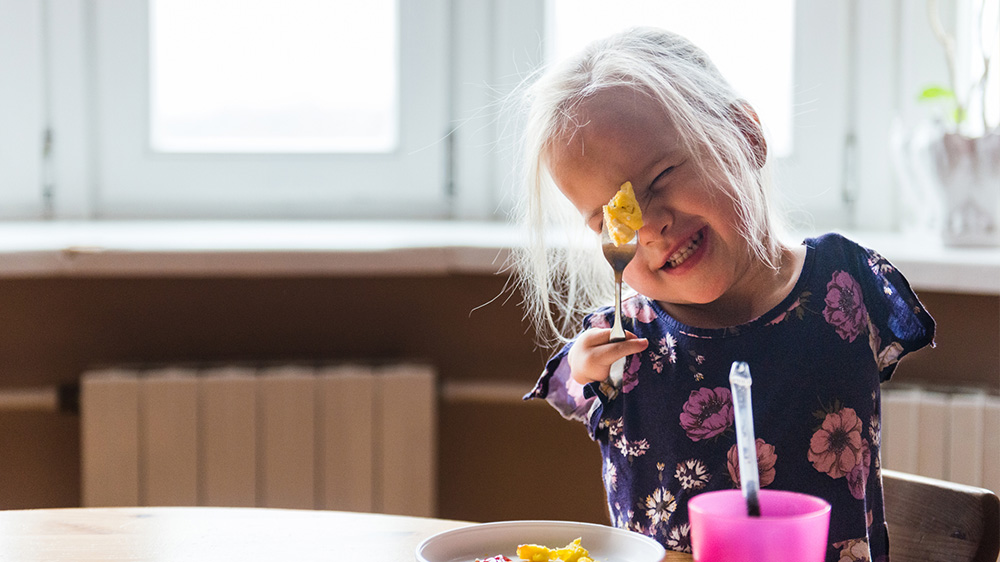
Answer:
[
  {"left": 80, "top": 363, "right": 436, "bottom": 516},
  {"left": 882, "top": 387, "right": 1000, "bottom": 494}
]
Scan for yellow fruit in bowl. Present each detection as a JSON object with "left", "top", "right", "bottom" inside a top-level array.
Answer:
[
  {"left": 516, "top": 538, "right": 595, "bottom": 562},
  {"left": 603, "top": 181, "right": 643, "bottom": 246}
]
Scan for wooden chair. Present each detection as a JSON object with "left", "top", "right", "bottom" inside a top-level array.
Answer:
[{"left": 883, "top": 469, "right": 1000, "bottom": 562}]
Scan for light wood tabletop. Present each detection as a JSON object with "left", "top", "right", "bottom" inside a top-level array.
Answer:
[{"left": 0, "top": 507, "right": 694, "bottom": 561}]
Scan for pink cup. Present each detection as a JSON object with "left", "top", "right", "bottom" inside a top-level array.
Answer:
[{"left": 688, "top": 489, "right": 831, "bottom": 562}]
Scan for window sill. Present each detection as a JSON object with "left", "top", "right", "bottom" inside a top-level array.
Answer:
[
  {"left": 839, "top": 230, "right": 1000, "bottom": 296},
  {"left": 0, "top": 220, "right": 519, "bottom": 278},
  {"left": 0, "top": 221, "right": 997, "bottom": 295}
]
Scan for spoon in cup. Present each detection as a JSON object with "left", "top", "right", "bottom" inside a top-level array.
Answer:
[{"left": 729, "top": 361, "right": 762, "bottom": 517}]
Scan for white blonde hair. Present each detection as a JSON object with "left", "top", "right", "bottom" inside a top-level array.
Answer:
[{"left": 509, "top": 27, "right": 789, "bottom": 346}]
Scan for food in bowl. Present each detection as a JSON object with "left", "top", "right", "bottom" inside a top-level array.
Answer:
[
  {"left": 517, "top": 538, "right": 597, "bottom": 562},
  {"left": 474, "top": 538, "right": 598, "bottom": 562}
]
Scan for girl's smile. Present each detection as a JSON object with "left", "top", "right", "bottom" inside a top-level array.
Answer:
[{"left": 661, "top": 227, "right": 705, "bottom": 271}]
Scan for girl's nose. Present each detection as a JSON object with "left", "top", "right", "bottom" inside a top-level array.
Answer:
[{"left": 637, "top": 204, "right": 672, "bottom": 244}]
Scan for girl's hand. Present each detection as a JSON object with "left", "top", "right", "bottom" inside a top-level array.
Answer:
[{"left": 567, "top": 328, "right": 648, "bottom": 385}]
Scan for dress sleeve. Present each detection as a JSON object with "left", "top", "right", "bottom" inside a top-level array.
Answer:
[
  {"left": 855, "top": 242, "right": 936, "bottom": 381},
  {"left": 523, "top": 314, "right": 605, "bottom": 436}
]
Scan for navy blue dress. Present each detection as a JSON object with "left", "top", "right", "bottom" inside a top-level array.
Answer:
[{"left": 526, "top": 233, "right": 935, "bottom": 562}]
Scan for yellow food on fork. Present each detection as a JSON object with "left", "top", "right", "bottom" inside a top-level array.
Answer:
[
  {"left": 516, "top": 538, "right": 597, "bottom": 562},
  {"left": 603, "top": 181, "right": 643, "bottom": 246}
]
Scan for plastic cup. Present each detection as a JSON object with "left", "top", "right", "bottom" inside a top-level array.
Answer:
[{"left": 688, "top": 489, "right": 831, "bottom": 562}]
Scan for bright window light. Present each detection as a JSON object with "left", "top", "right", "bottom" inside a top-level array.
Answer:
[
  {"left": 969, "top": 0, "right": 999, "bottom": 132},
  {"left": 547, "top": 0, "right": 795, "bottom": 157},
  {"left": 150, "top": 0, "right": 398, "bottom": 153}
]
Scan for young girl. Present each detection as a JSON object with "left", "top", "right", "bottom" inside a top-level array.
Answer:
[{"left": 514, "top": 28, "right": 935, "bottom": 561}]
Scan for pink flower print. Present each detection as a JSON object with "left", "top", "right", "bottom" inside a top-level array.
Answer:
[
  {"left": 823, "top": 271, "right": 868, "bottom": 342},
  {"left": 622, "top": 354, "right": 642, "bottom": 393},
  {"left": 588, "top": 314, "right": 611, "bottom": 329},
  {"left": 679, "top": 387, "right": 733, "bottom": 441},
  {"left": 727, "top": 438, "right": 777, "bottom": 487},
  {"left": 809, "top": 407, "right": 864, "bottom": 478},
  {"left": 623, "top": 296, "right": 657, "bottom": 323},
  {"left": 847, "top": 439, "right": 871, "bottom": 499}
]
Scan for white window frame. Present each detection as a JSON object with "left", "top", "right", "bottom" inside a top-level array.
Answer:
[
  {"left": 62, "top": 0, "right": 452, "bottom": 220},
  {"left": 0, "top": 0, "right": 45, "bottom": 219}
]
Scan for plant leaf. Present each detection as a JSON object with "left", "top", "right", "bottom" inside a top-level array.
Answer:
[{"left": 918, "top": 85, "right": 957, "bottom": 101}]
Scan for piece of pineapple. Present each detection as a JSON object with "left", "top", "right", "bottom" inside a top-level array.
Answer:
[
  {"left": 602, "top": 181, "right": 643, "bottom": 246},
  {"left": 516, "top": 544, "right": 552, "bottom": 562},
  {"left": 516, "top": 538, "right": 597, "bottom": 562},
  {"left": 550, "top": 538, "right": 592, "bottom": 562}
]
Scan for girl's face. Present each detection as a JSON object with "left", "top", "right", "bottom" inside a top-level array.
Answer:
[{"left": 547, "top": 87, "right": 770, "bottom": 327}]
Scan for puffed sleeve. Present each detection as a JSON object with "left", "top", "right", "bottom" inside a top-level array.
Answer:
[
  {"left": 523, "top": 313, "right": 609, "bottom": 438},
  {"left": 853, "top": 239, "right": 936, "bottom": 381},
  {"left": 524, "top": 347, "right": 596, "bottom": 422}
]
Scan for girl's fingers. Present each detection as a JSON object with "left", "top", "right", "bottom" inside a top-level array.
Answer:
[
  {"left": 578, "top": 328, "right": 647, "bottom": 348},
  {"left": 595, "top": 334, "right": 648, "bottom": 365},
  {"left": 569, "top": 328, "right": 648, "bottom": 384}
]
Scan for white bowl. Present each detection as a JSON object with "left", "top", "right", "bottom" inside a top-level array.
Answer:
[{"left": 416, "top": 520, "right": 666, "bottom": 562}]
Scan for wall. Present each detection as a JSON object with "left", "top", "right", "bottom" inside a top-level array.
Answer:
[{"left": 0, "top": 275, "right": 994, "bottom": 524}]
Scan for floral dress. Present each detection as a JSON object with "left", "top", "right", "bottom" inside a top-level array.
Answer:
[{"left": 525, "top": 233, "right": 935, "bottom": 562}]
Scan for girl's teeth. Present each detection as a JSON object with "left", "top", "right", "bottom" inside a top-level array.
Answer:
[{"left": 666, "top": 230, "right": 703, "bottom": 268}]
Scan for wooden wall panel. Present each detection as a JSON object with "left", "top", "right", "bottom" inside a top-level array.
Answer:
[{"left": 0, "top": 278, "right": 991, "bottom": 514}]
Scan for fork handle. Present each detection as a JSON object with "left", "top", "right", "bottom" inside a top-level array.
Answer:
[{"left": 610, "top": 271, "right": 626, "bottom": 342}]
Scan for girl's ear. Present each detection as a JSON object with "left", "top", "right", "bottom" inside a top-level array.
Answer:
[{"left": 730, "top": 102, "right": 768, "bottom": 168}]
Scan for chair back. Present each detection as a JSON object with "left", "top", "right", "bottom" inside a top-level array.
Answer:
[{"left": 883, "top": 469, "right": 1000, "bottom": 562}]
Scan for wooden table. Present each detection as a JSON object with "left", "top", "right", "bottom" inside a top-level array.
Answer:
[{"left": 0, "top": 507, "right": 693, "bottom": 561}]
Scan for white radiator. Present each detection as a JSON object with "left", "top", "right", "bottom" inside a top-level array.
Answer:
[
  {"left": 80, "top": 363, "right": 437, "bottom": 516},
  {"left": 882, "top": 387, "right": 1000, "bottom": 494}
]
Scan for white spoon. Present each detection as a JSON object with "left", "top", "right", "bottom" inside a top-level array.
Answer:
[{"left": 729, "top": 361, "right": 761, "bottom": 517}]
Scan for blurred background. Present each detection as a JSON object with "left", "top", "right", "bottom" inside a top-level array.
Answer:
[{"left": 0, "top": 0, "right": 997, "bottom": 523}]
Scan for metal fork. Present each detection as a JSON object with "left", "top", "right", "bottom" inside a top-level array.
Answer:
[{"left": 601, "top": 223, "right": 638, "bottom": 342}]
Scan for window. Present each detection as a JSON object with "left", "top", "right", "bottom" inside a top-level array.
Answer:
[
  {"left": 548, "top": 0, "right": 795, "bottom": 157},
  {"left": 149, "top": 0, "right": 399, "bottom": 153},
  {"left": 0, "top": 0, "right": 973, "bottom": 229},
  {"left": 545, "top": 0, "right": 850, "bottom": 229},
  {"left": 87, "top": 0, "right": 449, "bottom": 219},
  {"left": 958, "top": 0, "right": 999, "bottom": 136}
]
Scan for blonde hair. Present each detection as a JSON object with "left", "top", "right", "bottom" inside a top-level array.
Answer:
[{"left": 509, "top": 27, "right": 789, "bottom": 346}]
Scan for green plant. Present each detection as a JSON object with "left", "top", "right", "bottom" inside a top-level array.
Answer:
[
  {"left": 923, "top": 0, "right": 998, "bottom": 134},
  {"left": 917, "top": 84, "right": 966, "bottom": 125}
]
